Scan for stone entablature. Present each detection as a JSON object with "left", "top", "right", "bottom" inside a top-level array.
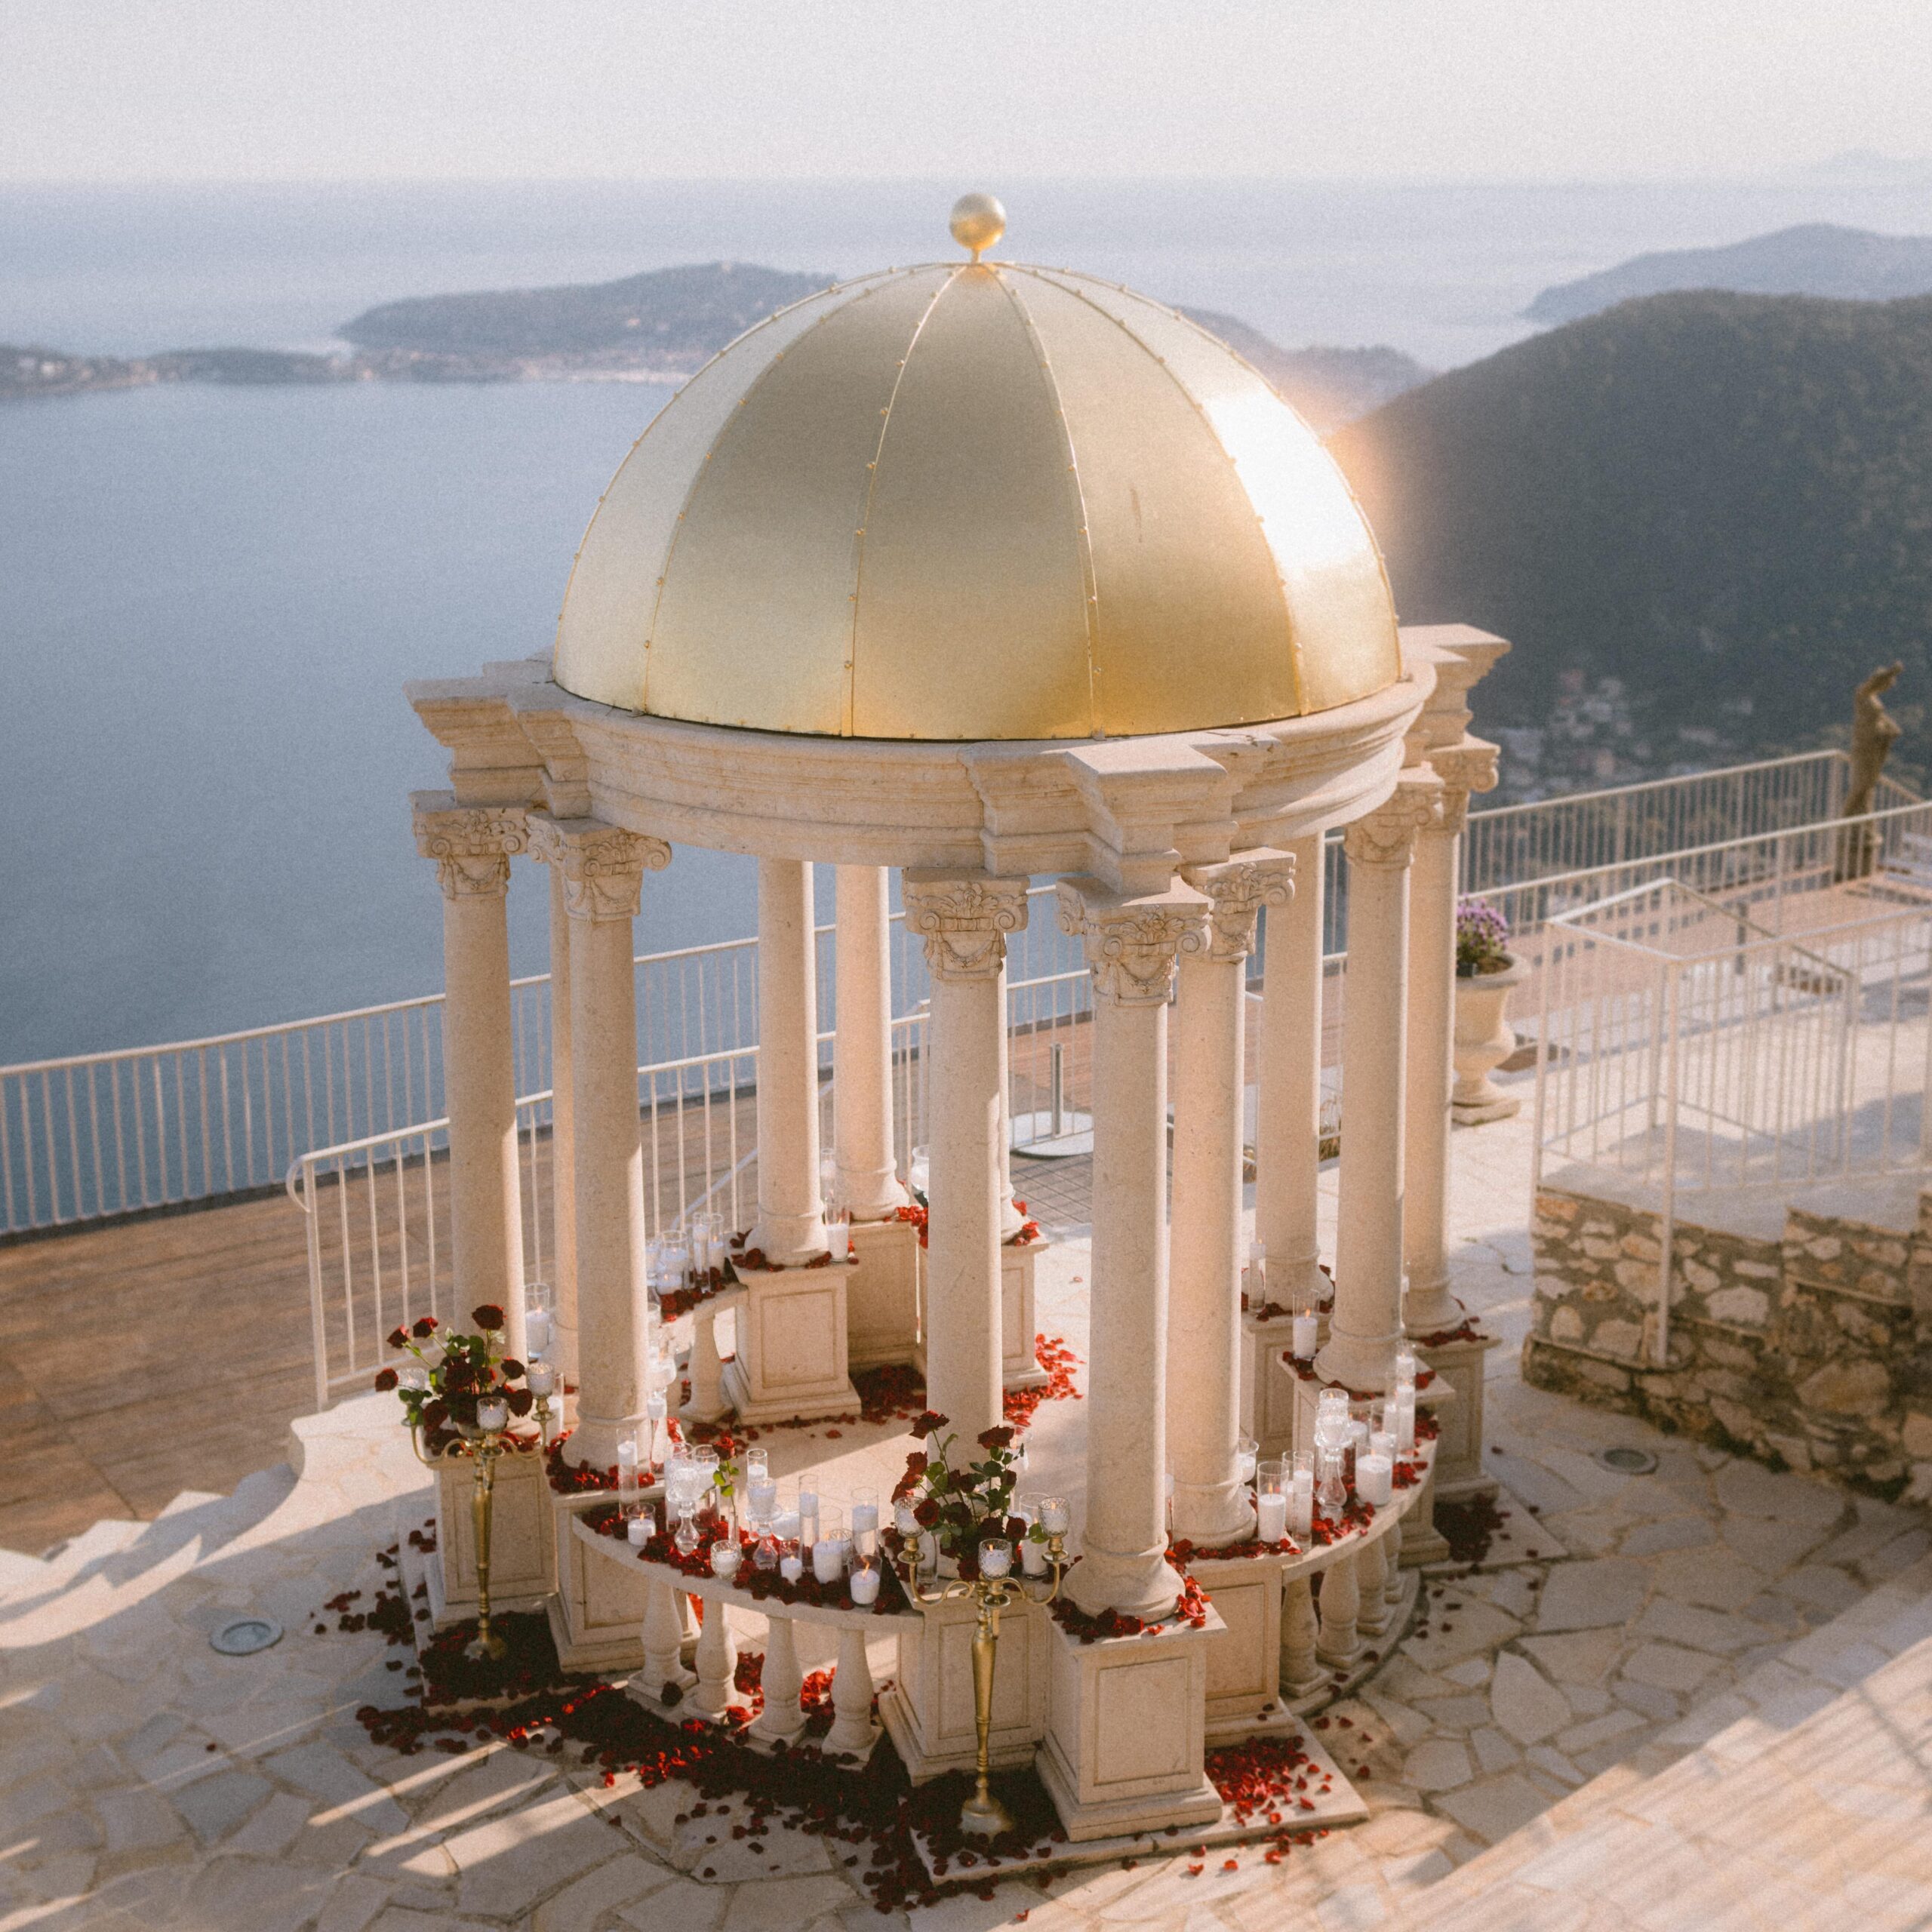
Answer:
[{"left": 1525, "top": 1185, "right": 1932, "bottom": 1499}]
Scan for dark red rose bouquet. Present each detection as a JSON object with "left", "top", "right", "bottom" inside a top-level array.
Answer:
[
  {"left": 374, "top": 1303, "right": 534, "bottom": 1447},
  {"left": 891, "top": 1413, "right": 1035, "bottom": 1577}
]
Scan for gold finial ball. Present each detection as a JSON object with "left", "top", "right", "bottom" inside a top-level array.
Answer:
[{"left": 949, "top": 192, "right": 1007, "bottom": 260}]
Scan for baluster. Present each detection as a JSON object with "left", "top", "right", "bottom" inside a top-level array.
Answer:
[
  {"left": 1384, "top": 1516, "right": 1404, "bottom": 1604},
  {"left": 823, "top": 1626, "right": 878, "bottom": 1756},
  {"left": 748, "top": 1612, "right": 807, "bottom": 1743},
  {"left": 1316, "top": 1550, "right": 1361, "bottom": 1670},
  {"left": 681, "top": 1305, "right": 730, "bottom": 1423},
  {"left": 1356, "top": 1533, "right": 1391, "bottom": 1636},
  {"left": 637, "top": 1574, "right": 696, "bottom": 1703},
  {"left": 691, "top": 1595, "right": 739, "bottom": 1721},
  {"left": 1280, "top": 1573, "right": 1324, "bottom": 1698}
]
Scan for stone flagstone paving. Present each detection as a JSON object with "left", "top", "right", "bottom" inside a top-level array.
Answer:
[{"left": 2, "top": 1093, "right": 1930, "bottom": 1929}]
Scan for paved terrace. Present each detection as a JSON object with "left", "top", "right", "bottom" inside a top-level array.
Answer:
[{"left": 3, "top": 1060, "right": 1930, "bottom": 1930}]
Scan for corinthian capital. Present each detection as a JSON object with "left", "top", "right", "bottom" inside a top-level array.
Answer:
[
  {"left": 1184, "top": 851, "right": 1295, "bottom": 963},
  {"left": 1429, "top": 737, "right": 1501, "bottom": 837},
  {"left": 1343, "top": 774, "right": 1441, "bottom": 870},
  {"left": 411, "top": 793, "right": 528, "bottom": 900},
  {"left": 1056, "top": 877, "right": 1209, "bottom": 1006},
  {"left": 902, "top": 871, "right": 1029, "bottom": 982},
  {"left": 527, "top": 811, "right": 671, "bottom": 922}
]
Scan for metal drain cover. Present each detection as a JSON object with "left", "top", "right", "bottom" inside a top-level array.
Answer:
[
  {"left": 211, "top": 1617, "right": 283, "bottom": 1656},
  {"left": 1595, "top": 1445, "right": 1658, "bottom": 1475}
]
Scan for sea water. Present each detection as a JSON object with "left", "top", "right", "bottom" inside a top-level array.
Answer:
[{"left": 5, "top": 176, "right": 1929, "bottom": 1063}]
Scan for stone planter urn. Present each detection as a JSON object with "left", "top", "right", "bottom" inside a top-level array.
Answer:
[{"left": 1452, "top": 952, "right": 1527, "bottom": 1124}]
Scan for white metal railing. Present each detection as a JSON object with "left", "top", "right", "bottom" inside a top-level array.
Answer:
[
  {"left": 6, "top": 749, "right": 1917, "bottom": 1239},
  {"left": 1531, "top": 878, "right": 1932, "bottom": 1365}
]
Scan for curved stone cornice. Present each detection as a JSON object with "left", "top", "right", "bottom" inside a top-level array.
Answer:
[
  {"left": 1185, "top": 851, "right": 1296, "bottom": 963},
  {"left": 527, "top": 811, "right": 671, "bottom": 922},
  {"left": 1343, "top": 774, "right": 1442, "bottom": 870},
  {"left": 901, "top": 871, "right": 1030, "bottom": 983},
  {"left": 1057, "top": 878, "right": 1210, "bottom": 1006},
  {"left": 411, "top": 793, "right": 528, "bottom": 900}
]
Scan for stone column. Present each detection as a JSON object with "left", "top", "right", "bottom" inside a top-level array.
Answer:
[
  {"left": 1318, "top": 779, "right": 1439, "bottom": 1395},
  {"left": 412, "top": 794, "right": 529, "bottom": 1361},
  {"left": 1168, "top": 854, "right": 1294, "bottom": 1546},
  {"left": 1256, "top": 832, "right": 1327, "bottom": 1304},
  {"left": 1403, "top": 741, "right": 1500, "bottom": 1334},
  {"left": 832, "top": 866, "right": 909, "bottom": 1221},
  {"left": 995, "top": 958, "right": 1024, "bottom": 1240},
  {"left": 752, "top": 859, "right": 829, "bottom": 1266},
  {"left": 544, "top": 860, "right": 580, "bottom": 1380},
  {"left": 903, "top": 872, "right": 1029, "bottom": 1446},
  {"left": 527, "top": 814, "right": 670, "bottom": 1470},
  {"left": 1056, "top": 878, "right": 1208, "bottom": 1619}
]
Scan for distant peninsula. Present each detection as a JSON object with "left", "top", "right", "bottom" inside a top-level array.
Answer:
[
  {"left": 6, "top": 260, "right": 1429, "bottom": 429},
  {"left": 1526, "top": 223, "right": 1932, "bottom": 325}
]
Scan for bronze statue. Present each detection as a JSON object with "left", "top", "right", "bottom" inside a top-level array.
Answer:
[{"left": 1836, "top": 662, "right": 1904, "bottom": 880}]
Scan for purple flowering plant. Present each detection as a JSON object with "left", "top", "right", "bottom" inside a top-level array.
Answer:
[{"left": 1454, "top": 898, "right": 1512, "bottom": 976}]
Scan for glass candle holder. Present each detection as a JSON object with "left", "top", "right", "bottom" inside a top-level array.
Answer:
[
  {"left": 1316, "top": 1444, "right": 1346, "bottom": 1518},
  {"left": 1287, "top": 1451, "right": 1315, "bottom": 1540},
  {"left": 1357, "top": 1453, "right": 1394, "bottom": 1506},
  {"left": 1038, "top": 1496, "right": 1070, "bottom": 1535},
  {"left": 779, "top": 1549, "right": 804, "bottom": 1584},
  {"left": 1292, "top": 1308, "right": 1319, "bottom": 1358},
  {"left": 1256, "top": 1458, "right": 1289, "bottom": 1543},
  {"left": 849, "top": 1557, "right": 881, "bottom": 1605},
  {"left": 710, "top": 1542, "right": 742, "bottom": 1580},
  {"left": 894, "top": 1500, "right": 919, "bottom": 1538},
  {"left": 525, "top": 1360, "right": 555, "bottom": 1399},
  {"left": 616, "top": 1438, "right": 641, "bottom": 1516},
  {"left": 1235, "top": 1435, "right": 1260, "bottom": 1484},
  {"left": 476, "top": 1398, "right": 509, "bottom": 1435},
  {"left": 978, "top": 1538, "right": 1013, "bottom": 1580},
  {"left": 849, "top": 1488, "right": 879, "bottom": 1557},
  {"left": 626, "top": 1509, "right": 654, "bottom": 1548}
]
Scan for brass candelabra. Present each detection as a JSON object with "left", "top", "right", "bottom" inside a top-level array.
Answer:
[
  {"left": 893, "top": 1527, "right": 1068, "bottom": 1838},
  {"left": 410, "top": 1418, "right": 512, "bottom": 1662}
]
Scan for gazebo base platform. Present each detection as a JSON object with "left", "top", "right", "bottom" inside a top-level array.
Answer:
[{"left": 911, "top": 1734, "right": 1367, "bottom": 1885}]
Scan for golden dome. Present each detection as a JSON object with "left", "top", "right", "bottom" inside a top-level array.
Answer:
[{"left": 554, "top": 257, "right": 1401, "bottom": 742}]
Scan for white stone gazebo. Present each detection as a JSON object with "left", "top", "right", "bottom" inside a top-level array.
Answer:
[{"left": 402, "top": 199, "right": 1510, "bottom": 1844}]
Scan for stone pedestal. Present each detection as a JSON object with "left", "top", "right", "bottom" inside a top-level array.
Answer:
[
  {"left": 426, "top": 1444, "right": 555, "bottom": 1628},
  {"left": 1002, "top": 1240, "right": 1049, "bottom": 1390},
  {"left": 880, "top": 1595, "right": 1050, "bottom": 1782},
  {"left": 1417, "top": 1327, "right": 1500, "bottom": 1500},
  {"left": 845, "top": 1215, "right": 921, "bottom": 1368},
  {"left": 722, "top": 1263, "right": 860, "bottom": 1423},
  {"left": 546, "top": 1491, "right": 651, "bottom": 1671},
  {"left": 1188, "top": 1551, "right": 1291, "bottom": 1740},
  {"left": 1038, "top": 1615, "right": 1223, "bottom": 1842}
]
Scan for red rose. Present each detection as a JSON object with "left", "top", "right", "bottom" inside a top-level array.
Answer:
[
  {"left": 977, "top": 1425, "right": 1015, "bottom": 1451},
  {"left": 913, "top": 1499, "right": 940, "bottom": 1528},
  {"left": 910, "top": 1411, "right": 949, "bottom": 1437},
  {"left": 411, "top": 1315, "right": 438, "bottom": 1339},
  {"left": 500, "top": 1358, "right": 525, "bottom": 1381},
  {"left": 373, "top": 1368, "right": 398, "bottom": 1392},
  {"left": 506, "top": 1388, "right": 534, "bottom": 1417},
  {"left": 471, "top": 1303, "right": 506, "bottom": 1333},
  {"left": 421, "top": 1399, "right": 448, "bottom": 1432},
  {"left": 1004, "top": 1515, "right": 1027, "bottom": 1540},
  {"left": 386, "top": 1327, "right": 409, "bottom": 1352},
  {"left": 902, "top": 1451, "right": 928, "bottom": 1478}
]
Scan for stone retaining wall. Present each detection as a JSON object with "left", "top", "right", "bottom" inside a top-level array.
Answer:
[{"left": 1525, "top": 1186, "right": 1932, "bottom": 1500}]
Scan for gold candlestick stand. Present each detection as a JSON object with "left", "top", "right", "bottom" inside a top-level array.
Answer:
[
  {"left": 893, "top": 1531, "right": 1067, "bottom": 1837},
  {"left": 410, "top": 1420, "right": 511, "bottom": 1662}
]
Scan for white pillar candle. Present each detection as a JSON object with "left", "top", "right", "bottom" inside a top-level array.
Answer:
[
  {"left": 798, "top": 1491, "right": 820, "bottom": 1543},
  {"left": 1287, "top": 1469, "right": 1314, "bottom": 1541},
  {"left": 775, "top": 1510, "right": 801, "bottom": 1544},
  {"left": 1371, "top": 1428, "right": 1397, "bottom": 1463},
  {"left": 849, "top": 1565, "right": 881, "bottom": 1606},
  {"left": 811, "top": 1538, "right": 844, "bottom": 1585},
  {"left": 1021, "top": 1535, "right": 1048, "bottom": 1577},
  {"left": 1395, "top": 1393, "right": 1417, "bottom": 1455},
  {"left": 749, "top": 1480, "right": 779, "bottom": 1521},
  {"left": 525, "top": 1309, "right": 552, "bottom": 1358},
  {"left": 711, "top": 1543, "right": 742, "bottom": 1580},
  {"left": 780, "top": 1552, "right": 804, "bottom": 1583},
  {"left": 1358, "top": 1454, "right": 1394, "bottom": 1506},
  {"left": 850, "top": 1500, "right": 879, "bottom": 1543},
  {"left": 626, "top": 1512, "right": 653, "bottom": 1547},
  {"left": 1292, "top": 1311, "right": 1319, "bottom": 1359},
  {"left": 1256, "top": 1491, "right": 1289, "bottom": 1544}
]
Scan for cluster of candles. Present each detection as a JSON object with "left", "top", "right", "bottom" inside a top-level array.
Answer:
[
  {"left": 1233, "top": 1435, "right": 1316, "bottom": 1543},
  {"left": 893, "top": 1493, "right": 1070, "bottom": 1580},
  {"left": 646, "top": 1212, "right": 731, "bottom": 1297},
  {"left": 1307, "top": 1349, "right": 1417, "bottom": 1513},
  {"left": 619, "top": 1444, "right": 891, "bottom": 1603},
  {"left": 1241, "top": 1244, "right": 1321, "bottom": 1360}
]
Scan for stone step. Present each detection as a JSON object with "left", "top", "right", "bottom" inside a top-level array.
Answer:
[{"left": 1391, "top": 1552, "right": 1932, "bottom": 1927}]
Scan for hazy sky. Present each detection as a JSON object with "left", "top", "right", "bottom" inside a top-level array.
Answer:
[{"left": 5, "top": 0, "right": 1930, "bottom": 185}]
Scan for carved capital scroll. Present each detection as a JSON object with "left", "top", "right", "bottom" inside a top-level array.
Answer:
[
  {"left": 1342, "top": 775, "right": 1441, "bottom": 871},
  {"left": 1428, "top": 738, "right": 1501, "bottom": 838},
  {"left": 527, "top": 812, "right": 671, "bottom": 922},
  {"left": 901, "top": 871, "right": 1030, "bottom": 983},
  {"left": 1184, "top": 850, "right": 1295, "bottom": 964},
  {"left": 411, "top": 793, "right": 528, "bottom": 900},
  {"left": 1056, "top": 878, "right": 1210, "bottom": 1007}
]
